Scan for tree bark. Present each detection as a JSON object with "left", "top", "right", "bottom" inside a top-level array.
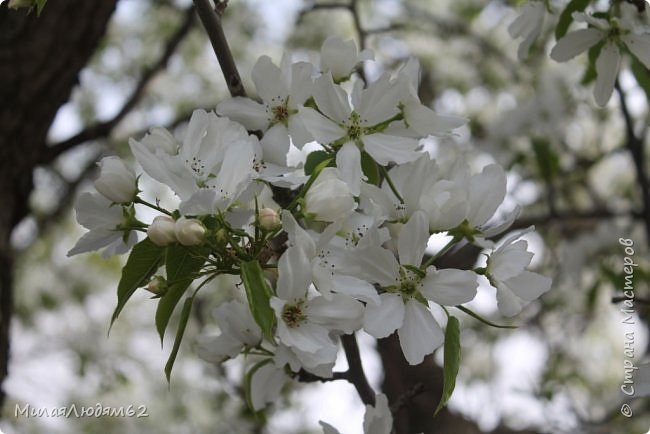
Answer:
[{"left": 0, "top": 0, "right": 118, "bottom": 411}]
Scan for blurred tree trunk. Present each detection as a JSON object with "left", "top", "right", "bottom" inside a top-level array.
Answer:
[{"left": 0, "top": 0, "right": 118, "bottom": 412}]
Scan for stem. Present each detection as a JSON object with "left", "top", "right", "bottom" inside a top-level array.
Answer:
[
  {"left": 134, "top": 197, "right": 172, "bottom": 216},
  {"left": 193, "top": 0, "right": 246, "bottom": 97},
  {"left": 379, "top": 165, "right": 404, "bottom": 204},
  {"left": 422, "top": 235, "right": 460, "bottom": 269},
  {"left": 341, "top": 334, "right": 376, "bottom": 406}
]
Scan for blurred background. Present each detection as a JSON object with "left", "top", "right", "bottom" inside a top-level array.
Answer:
[{"left": 0, "top": 0, "right": 649, "bottom": 433}]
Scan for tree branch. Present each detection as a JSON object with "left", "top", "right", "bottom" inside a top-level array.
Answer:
[
  {"left": 341, "top": 333, "right": 376, "bottom": 406},
  {"left": 615, "top": 80, "right": 650, "bottom": 247},
  {"left": 41, "top": 5, "right": 196, "bottom": 163},
  {"left": 193, "top": 0, "right": 245, "bottom": 98}
]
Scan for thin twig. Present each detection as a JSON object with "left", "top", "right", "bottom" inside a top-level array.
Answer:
[
  {"left": 193, "top": 0, "right": 246, "bottom": 97},
  {"left": 42, "top": 5, "right": 196, "bottom": 163},
  {"left": 341, "top": 333, "right": 376, "bottom": 406},
  {"left": 615, "top": 80, "right": 650, "bottom": 246}
]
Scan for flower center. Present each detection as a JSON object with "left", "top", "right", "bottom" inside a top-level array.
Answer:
[
  {"left": 397, "top": 267, "right": 422, "bottom": 299},
  {"left": 345, "top": 112, "right": 364, "bottom": 141},
  {"left": 282, "top": 301, "right": 307, "bottom": 328},
  {"left": 186, "top": 156, "right": 206, "bottom": 178}
]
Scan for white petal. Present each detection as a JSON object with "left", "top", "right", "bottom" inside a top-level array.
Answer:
[
  {"left": 356, "top": 74, "right": 402, "bottom": 126},
  {"left": 73, "top": 192, "right": 121, "bottom": 229},
  {"left": 340, "top": 246, "right": 400, "bottom": 286},
  {"left": 623, "top": 33, "right": 650, "bottom": 70},
  {"left": 363, "top": 393, "right": 393, "bottom": 434},
  {"left": 216, "top": 97, "right": 268, "bottom": 131},
  {"left": 495, "top": 271, "right": 551, "bottom": 317},
  {"left": 287, "top": 113, "right": 314, "bottom": 148},
  {"left": 282, "top": 210, "right": 317, "bottom": 256},
  {"left": 550, "top": 28, "right": 604, "bottom": 62},
  {"left": 289, "top": 61, "right": 314, "bottom": 106},
  {"left": 363, "top": 133, "right": 419, "bottom": 165},
  {"left": 336, "top": 141, "right": 363, "bottom": 196},
  {"left": 398, "top": 300, "right": 443, "bottom": 365},
  {"left": 277, "top": 247, "right": 312, "bottom": 300},
  {"left": 307, "top": 294, "right": 363, "bottom": 333},
  {"left": 312, "top": 73, "right": 352, "bottom": 123},
  {"left": 467, "top": 164, "right": 507, "bottom": 227},
  {"left": 398, "top": 210, "right": 429, "bottom": 266},
  {"left": 363, "top": 293, "right": 405, "bottom": 338},
  {"left": 250, "top": 363, "right": 288, "bottom": 411},
  {"left": 330, "top": 274, "right": 380, "bottom": 304},
  {"left": 421, "top": 268, "right": 478, "bottom": 305},
  {"left": 67, "top": 228, "right": 120, "bottom": 257},
  {"left": 260, "top": 123, "right": 290, "bottom": 166},
  {"left": 404, "top": 103, "right": 467, "bottom": 136},
  {"left": 299, "top": 106, "right": 346, "bottom": 144},
  {"left": 490, "top": 239, "right": 533, "bottom": 280},
  {"left": 252, "top": 55, "right": 289, "bottom": 102},
  {"left": 594, "top": 41, "right": 620, "bottom": 107}
]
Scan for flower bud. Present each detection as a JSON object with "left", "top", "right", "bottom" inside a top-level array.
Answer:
[
  {"left": 8, "top": 0, "right": 34, "bottom": 9},
  {"left": 304, "top": 168, "right": 356, "bottom": 222},
  {"left": 94, "top": 156, "right": 138, "bottom": 204},
  {"left": 146, "top": 276, "right": 168, "bottom": 296},
  {"left": 258, "top": 208, "right": 281, "bottom": 231},
  {"left": 147, "top": 215, "right": 177, "bottom": 246},
  {"left": 175, "top": 217, "right": 206, "bottom": 246}
]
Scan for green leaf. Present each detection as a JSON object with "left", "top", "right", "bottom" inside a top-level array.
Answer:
[
  {"left": 240, "top": 260, "right": 276, "bottom": 341},
  {"left": 35, "top": 0, "right": 47, "bottom": 15},
  {"left": 555, "top": 0, "right": 590, "bottom": 39},
  {"left": 531, "top": 138, "right": 559, "bottom": 180},
  {"left": 164, "top": 296, "right": 194, "bottom": 383},
  {"left": 110, "top": 238, "right": 164, "bottom": 330},
  {"left": 155, "top": 245, "right": 206, "bottom": 344},
  {"left": 361, "top": 152, "right": 380, "bottom": 186},
  {"left": 304, "top": 150, "right": 332, "bottom": 176},
  {"left": 435, "top": 316, "right": 461, "bottom": 415},
  {"left": 631, "top": 56, "right": 650, "bottom": 102}
]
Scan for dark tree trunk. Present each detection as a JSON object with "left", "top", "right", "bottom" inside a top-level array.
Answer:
[{"left": 0, "top": 0, "right": 118, "bottom": 411}]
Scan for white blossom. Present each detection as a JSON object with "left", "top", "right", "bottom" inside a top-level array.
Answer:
[
  {"left": 67, "top": 192, "right": 138, "bottom": 258},
  {"left": 487, "top": 229, "right": 552, "bottom": 316}
]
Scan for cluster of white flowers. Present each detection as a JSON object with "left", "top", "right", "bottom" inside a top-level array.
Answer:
[
  {"left": 69, "top": 37, "right": 551, "bottom": 431},
  {"left": 509, "top": 1, "right": 650, "bottom": 106}
]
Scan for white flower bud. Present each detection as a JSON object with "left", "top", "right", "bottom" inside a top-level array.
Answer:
[
  {"left": 259, "top": 208, "right": 281, "bottom": 231},
  {"left": 304, "top": 168, "right": 356, "bottom": 222},
  {"left": 94, "top": 156, "right": 138, "bottom": 204},
  {"left": 175, "top": 217, "right": 206, "bottom": 246},
  {"left": 147, "top": 215, "right": 177, "bottom": 246}
]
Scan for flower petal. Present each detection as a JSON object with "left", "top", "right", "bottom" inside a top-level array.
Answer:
[
  {"left": 363, "top": 293, "right": 404, "bottom": 338},
  {"left": 398, "top": 300, "right": 443, "bottom": 365},
  {"left": 550, "top": 28, "right": 604, "bottom": 62},
  {"left": 421, "top": 268, "right": 478, "bottom": 305},
  {"left": 594, "top": 41, "right": 620, "bottom": 107}
]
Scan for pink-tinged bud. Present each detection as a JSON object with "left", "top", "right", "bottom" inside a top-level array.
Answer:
[
  {"left": 146, "top": 276, "right": 167, "bottom": 296},
  {"left": 147, "top": 215, "right": 177, "bottom": 246},
  {"left": 259, "top": 208, "right": 281, "bottom": 231},
  {"left": 175, "top": 217, "right": 206, "bottom": 246},
  {"left": 94, "top": 156, "right": 138, "bottom": 204}
]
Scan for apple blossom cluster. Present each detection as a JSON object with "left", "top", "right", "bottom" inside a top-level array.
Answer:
[
  {"left": 509, "top": 0, "right": 650, "bottom": 106},
  {"left": 69, "top": 37, "right": 551, "bottom": 429}
]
